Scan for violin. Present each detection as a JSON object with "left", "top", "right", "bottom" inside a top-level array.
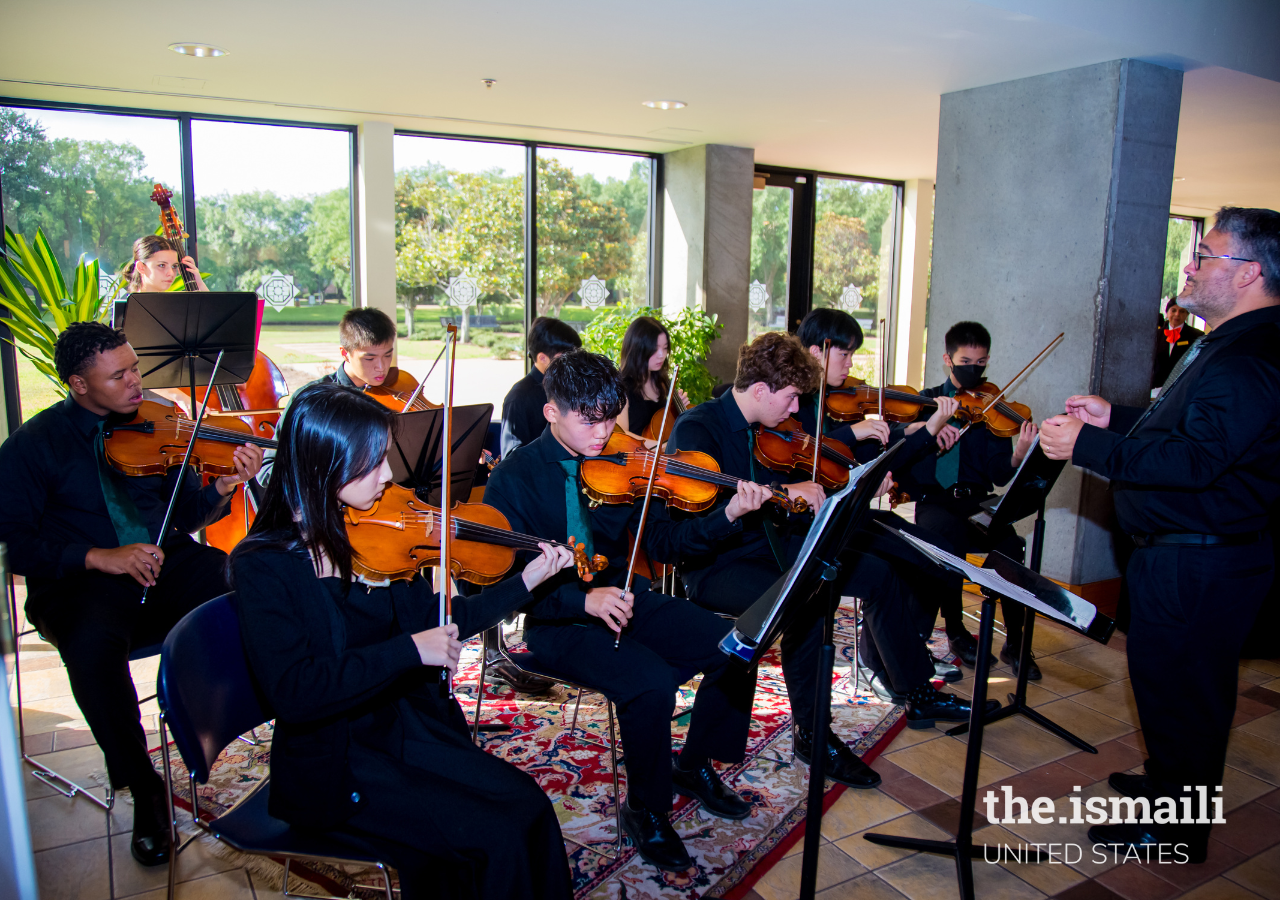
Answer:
[
  {"left": 950, "top": 383, "right": 1033, "bottom": 439},
  {"left": 361, "top": 367, "right": 441, "bottom": 413},
  {"left": 102, "top": 400, "right": 276, "bottom": 478},
  {"left": 344, "top": 484, "right": 606, "bottom": 585},
  {"left": 751, "top": 418, "right": 858, "bottom": 489},
  {"left": 824, "top": 377, "right": 939, "bottom": 424},
  {"left": 580, "top": 431, "right": 808, "bottom": 514}
]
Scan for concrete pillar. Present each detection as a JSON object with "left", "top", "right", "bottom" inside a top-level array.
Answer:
[
  {"left": 893, "top": 179, "right": 933, "bottom": 387},
  {"left": 662, "top": 144, "right": 754, "bottom": 383},
  {"left": 356, "top": 121, "right": 397, "bottom": 320},
  {"left": 928, "top": 59, "right": 1182, "bottom": 585}
]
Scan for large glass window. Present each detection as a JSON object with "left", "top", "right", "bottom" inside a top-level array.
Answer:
[
  {"left": 393, "top": 135, "right": 526, "bottom": 411},
  {"left": 1, "top": 106, "right": 183, "bottom": 419},
  {"left": 813, "top": 177, "right": 898, "bottom": 382},
  {"left": 748, "top": 183, "right": 795, "bottom": 341},
  {"left": 190, "top": 120, "right": 353, "bottom": 396},
  {"left": 1163, "top": 215, "right": 1204, "bottom": 330},
  {"left": 536, "top": 148, "right": 651, "bottom": 328}
]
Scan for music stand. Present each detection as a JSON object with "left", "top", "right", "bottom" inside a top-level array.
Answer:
[
  {"left": 863, "top": 528, "right": 1114, "bottom": 900},
  {"left": 951, "top": 439, "right": 1095, "bottom": 751},
  {"left": 121, "top": 293, "right": 258, "bottom": 402},
  {"left": 388, "top": 404, "right": 493, "bottom": 505},
  {"left": 720, "top": 441, "right": 903, "bottom": 900}
]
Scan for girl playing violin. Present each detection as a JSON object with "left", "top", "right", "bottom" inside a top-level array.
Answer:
[
  {"left": 125, "top": 235, "right": 208, "bottom": 293},
  {"left": 616, "top": 316, "right": 688, "bottom": 437},
  {"left": 229, "top": 382, "right": 574, "bottom": 900}
]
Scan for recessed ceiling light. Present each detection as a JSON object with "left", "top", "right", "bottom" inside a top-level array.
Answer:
[
  {"left": 168, "top": 42, "right": 228, "bottom": 58},
  {"left": 642, "top": 100, "right": 687, "bottom": 110}
]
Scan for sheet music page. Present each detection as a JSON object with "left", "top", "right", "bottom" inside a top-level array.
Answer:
[{"left": 990, "top": 433, "right": 1041, "bottom": 514}]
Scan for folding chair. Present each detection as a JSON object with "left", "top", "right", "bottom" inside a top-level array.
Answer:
[{"left": 158, "top": 594, "right": 396, "bottom": 900}]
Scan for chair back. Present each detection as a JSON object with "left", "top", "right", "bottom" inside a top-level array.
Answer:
[{"left": 158, "top": 593, "right": 269, "bottom": 784}]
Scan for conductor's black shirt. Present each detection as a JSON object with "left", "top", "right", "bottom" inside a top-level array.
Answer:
[{"left": 1073, "top": 305, "right": 1280, "bottom": 535}]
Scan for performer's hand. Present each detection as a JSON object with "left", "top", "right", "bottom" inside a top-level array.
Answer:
[
  {"left": 412, "top": 623, "right": 461, "bottom": 673},
  {"left": 725, "top": 480, "right": 772, "bottom": 522},
  {"left": 521, "top": 542, "right": 575, "bottom": 590},
  {"left": 86, "top": 544, "right": 165, "bottom": 587},
  {"left": 851, "top": 419, "right": 890, "bottom": 445},
  {"left": 585, "top": 587, "right": 634, "bottom": 634},
  {"left": 181, "top": 256, "right": 209, "bottom": 292},
  {"left": 925, "top": 396, "right": 960, "bottom": 436},
  {"left": 874, "top": 471, "right": 894, "bottom": 499},
  {"left": 934, "top": 424, "right": 962, "bottom": 452},
  {"left": 1039, "top": 415, "right": 1083, "bottom": 460},
  {"left": 677, "top": 389, "right": 690, "bottom": 407},
  {"left": 1063, "top": 394, "right": 1111, "bottom": 428},
  {"left": 784, "top": 481, "right": 827, "bottom": 514},
  {"left": 215, "top": 443, "right": 266, "bottom": 495},
  {"left": 1012, "top": 421, "right": 1039, "bottom": 466}
]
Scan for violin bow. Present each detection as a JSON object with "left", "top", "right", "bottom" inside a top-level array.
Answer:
[
  {"left": 399, "top": 340, "right": 448, "bottom": 413},
  {"left": 439, "top": 324, "right": 458, "bottom": 695},
  {"left": 616, "top": 365, "right": 680, "bottom": 650},
  {"left": 813, "top": 340, "right": 831, "bottom": 482},
  {"left": 949, "top": 332, "right": 1064, "bottom": 444},
  {"left": 878, "top": 320, "right": 888, "bottom": 509},
  {"left": 141, "top": 350, "right": 224, "bottom": 604}
]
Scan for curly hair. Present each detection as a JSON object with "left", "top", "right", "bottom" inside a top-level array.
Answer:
[
  {"left": 543, "top": 349, "right": 627, "bottom": 423},
  {"left": 53, "top": 322, "right": 130, "bottom": 384},
  {"left": 733, "top": 331, "right": 821, "bottom": 393}
]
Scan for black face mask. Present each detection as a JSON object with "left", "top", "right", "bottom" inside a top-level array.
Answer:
[{"left": 950, "top": 364, "right": 987, "bottom": 391}]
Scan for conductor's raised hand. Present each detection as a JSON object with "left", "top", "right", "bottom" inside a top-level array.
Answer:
[
  {"left": 522, "top": 541, "right": 575, "bottom": 590},
  {"left": 725, "top": 479, "right": 772, "bottom": 522},
  {"left": 1039, "top": 414, "right": 1083, "bottom": 461},
  {"left": 412, "top": 623, "right": 462, "bottom": 673},
  {"left": 585, "top": 586, "right": 634, "bottom": 634},
  {"left": 1063, "top": 394, "right": 1111, "bottom": 428},
  {"left": 86, "top": 544, "right": 165, "bottom": 587}
]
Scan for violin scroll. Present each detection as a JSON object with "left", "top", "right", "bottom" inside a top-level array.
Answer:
[{"left": 568, "top": 535, "right": 608, "bottom": 582}]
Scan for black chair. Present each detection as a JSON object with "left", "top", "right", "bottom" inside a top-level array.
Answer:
[{"left": 157, "top": 594, "right": 396, "bottom": 900}]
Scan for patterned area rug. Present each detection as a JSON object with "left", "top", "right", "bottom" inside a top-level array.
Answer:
[{"left": 157, "top": 607, "right": 946, "bottom": 899}]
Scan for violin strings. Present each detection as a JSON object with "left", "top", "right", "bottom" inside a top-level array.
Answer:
[
  {"left": 614, "top": 452, "right": 794, "bottom": 506},
  {"left": 388, "top": 511, "right": 575, "bottom": 552}
]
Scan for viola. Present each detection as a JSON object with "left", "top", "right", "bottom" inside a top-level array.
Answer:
[
  {"left": 751, "top": 418, "right": 858, "bottom": 489},
  {"left": 344, "top": 483, "right": 606, "bottom": 585},
  {"left": 580, "top": 431, "right": 807, "bottom": 514},
  {"left": 824, "top": 377, "right": 939, "bottom": 424},
  {"left": 361, "top": 367, "right": 440, "bottom": 413},
  {"left": 102, "top": 400, "right": 276, "bottom": 478}
]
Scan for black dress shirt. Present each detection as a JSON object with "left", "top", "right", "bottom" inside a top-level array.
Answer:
[
  {"left": 624, "top": 387, "right": 664, "bottom": 436},
  {"left": 500, "top": 368, "right": 549, "bottom": 456},
  {"left": 482, "top": 427, "right": 741, "bottom": 623},
  {"left": 894, "top": 380, "right": 1017, "bottom": 498},
  {"left": 1074, "top": 305, "right": 1280, "bottom": 535},
  {"left": 0, "top": 396, "right": 231, "bottom": 599}
]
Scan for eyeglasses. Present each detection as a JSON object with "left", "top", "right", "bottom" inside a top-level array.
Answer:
[{"left": 1191, "top": 252, "right": 1256, "bottom": 270}]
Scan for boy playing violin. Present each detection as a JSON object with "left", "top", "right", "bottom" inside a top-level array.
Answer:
[{"left": 308, "top": 307, "right": 413, "bottom": 392}]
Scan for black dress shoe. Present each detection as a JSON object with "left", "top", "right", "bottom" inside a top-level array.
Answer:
[
  {"left": 1108, "top": 771, "right": 1151, "bottom": 799},
  {"left": 130, "top": 786, "right": 172, "bottom": 867},
  {"left": 1088, "top": 822, "right": 1208, "bottom": 864},
  {"left": 904, "top": 686, "right": 998, "bottom": 729},
  {"left": 948, "top": 632, "right": 996, "bottom": 669},
  {"left": 673, "top": 761, "right": 752, "bottom": 819},
  {"left": 933, "top": 656, "right": 963, "bottom": 683},
  {"left": 793, "top": 726, "right": 881, "bottom": 789},
  {"left": 484, "top": 658, "right": 556, "bottom": 693},
  {"left": 860, "top": 667, "right": 905, "bottom": 703},
  {"left": 620, "top": 798, "right": 692, "bottom": 872},
  {"left": 999, "top": 643, "right": 1042, "bottom": 681}
]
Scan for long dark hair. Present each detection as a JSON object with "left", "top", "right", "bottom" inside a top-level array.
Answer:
[
  {"left": 229, "top": 382, "right": 394, "bottom": 585},
  {"left": 618, "top": 316, "right": 670, "bottom": 399}
]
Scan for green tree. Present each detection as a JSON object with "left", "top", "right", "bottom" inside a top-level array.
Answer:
[
  {"left": 750, "top": 185, "right": 793, "bottom": 330},
  {"left": 196, "top": 191, "right": 319, "bottom": 295},
  {"left": 1163, "top": 217, "right": 1195, "bottom": 299},
  {"left": 0, "top": 109, "right": 53, "bottom": 240},
  {"left": 812, "top": 213, "right": 880, "bottom": 309},
  {"left": 307, "top": 186, "right": 352, "bottom": 299},
  {"left": 817, "top": 180, "right": 893, "bottom": 253}
]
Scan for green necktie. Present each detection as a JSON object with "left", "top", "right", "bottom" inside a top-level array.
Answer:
[
  {"left": 934, "top": 382, "right": 962, "bottom": 489},
  {"left": 556, "top": 459, "right": 594, "bottom": 560},
  {"left": 94, "top": 421, "right": 152, "bottom": 547},
  {"left": 747, "top": 429, "right": 787, "bottom": 570}
]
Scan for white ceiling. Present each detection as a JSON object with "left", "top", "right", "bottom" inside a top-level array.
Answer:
[{"left": 2, "top": 0, "right": 1278, "bottom": 214}]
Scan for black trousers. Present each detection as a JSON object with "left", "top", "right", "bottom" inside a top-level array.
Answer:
[
  {"left": 26, "top": 539, "right": 229, "bottom": 791},
  {"left": 1126, "top": 541, "right": 1273, "bottom": 792},
  {"left": 913, "top": 497, "right": 1028, "bottom": 645},
  {"left": 524, "top": 589, "right": 755, "bottom": 814}
]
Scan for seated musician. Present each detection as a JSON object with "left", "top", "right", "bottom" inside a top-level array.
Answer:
[
  {"left": 615, "top": 315, "right": 688, "bottom": 437},
  {"left": 310, "top": 306, "right": 404, "bottom": 391},
  {"left": 230, "top": 383, "right": 573, "bottom": 900},
  {"left": 668, "top": 332, "right": 988, "bottom": 788},
  {"left": 499, "top": 316, "right": 581, "bottom": 457},
  {"left": 0, "top": 322, "right": 263, "bottom": 867},
  {"left": 891, "top": 321, "right": 1039, "bottom": 677},
  {"left": 125, "top": 234, "right": 209, "bottom": 293},
  {"left": 482, "top": 350, "right": 766, "bottom": 873}
]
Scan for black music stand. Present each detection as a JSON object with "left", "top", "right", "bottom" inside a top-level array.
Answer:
[
  {"left": 949, "top": 440, "right": 1095, "bottom": 751},
  {"left": 388, "top": 404, "right": 494, "bottom": 504},
  {"left": 122, "top": 293, "right": 258, "bottom": 403},
  {"left": 721, "top": 441, "right": 903, "bottom": 900},
  {"left": 863, "top": 528, "right": 1114, "bottom": 900}
]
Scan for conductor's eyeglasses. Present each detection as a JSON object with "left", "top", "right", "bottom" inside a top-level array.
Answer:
[{"left": 1191, "top": 252, "right": 1256, "bottom": 270}]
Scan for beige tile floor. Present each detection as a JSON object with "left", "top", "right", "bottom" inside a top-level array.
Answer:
[{"left": 10, "top": 580, "right": 1280, "bottom": 900}]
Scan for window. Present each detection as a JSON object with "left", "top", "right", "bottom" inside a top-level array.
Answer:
[
  {"left": 191, "top": 120, "right": 353, "bottom": 396},
  {"left": 748, "top": 182, "right": 795, "bottom": 341},
  {"left": 1, "top": 105, "right": 183, "bottom": 420}
]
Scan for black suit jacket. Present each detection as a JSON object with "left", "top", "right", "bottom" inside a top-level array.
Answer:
[{"left": 1152, "top": 324, "right": 1204, "bottom": 388}]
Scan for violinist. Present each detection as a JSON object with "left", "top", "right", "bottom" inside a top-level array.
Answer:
[
  {"left": 0, "top": 322, "right": 263, "bottom": 868},
  {"left": 482, "top": 350, "right": 765, "bottom": 873},
  {"left": 229, "top": 383, "right": 574, "bottom": 900},
  {"left": 499, "top": 316, "right": 581, "bottom": 457},
  {"left": 616, "top": 315, "right": 688, "bottom": 437},
  {"left": 306, "top": 307, "right": 405, "bottom": 392},
  {"left": 668, "top": 332, "right": 987, "bottom": 789},
  {"left": 125, "top": 234, "right": 208, "bottom": 293},
  {"left": 893, "top": 321, "right": 1038, "bottom": 676}
]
